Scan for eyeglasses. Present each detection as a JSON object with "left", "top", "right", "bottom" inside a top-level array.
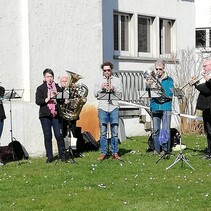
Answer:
[
  {"left": 203, "top": 64, "right": 211, "bottom": 68},
  {"left": 155, "top": 68, "right": 163, "bottom": 70},
  {"left": 103, "top": 69, "right": 111, "bottom": 72}
]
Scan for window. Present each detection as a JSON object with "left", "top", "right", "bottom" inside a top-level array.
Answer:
[
  {"left": 196, "top": 30, "right": 206, "bottom": 48},
  {"left": 113, "top": 13, "right": 131, "bottom": 54},
  {"left": 159, "top": 19, "right": 175, "bottom": 55},
  {"left": 210, "top": 30, "right": 211, "bottom": 48},
  {"left": 195, "top": 28, "right": 211, "bottom": 49},
  {"left": 138, "top": 16, "right": 152, "bottom": 53}
]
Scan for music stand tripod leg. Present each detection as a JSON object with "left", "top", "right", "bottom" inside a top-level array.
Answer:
[
  {"left": 66, "top": 124, "right": 78, "bottom": 164},
  {"left": 165, "top": 119, "right": 194, "bottom": 170}
]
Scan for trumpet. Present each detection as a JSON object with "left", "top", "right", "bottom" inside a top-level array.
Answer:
[
  {"left": 180, "top": 72, "right": 210, "bottom": 89},
  {"left": 105, "top": 76, "right": 112, "bottom": 93}
]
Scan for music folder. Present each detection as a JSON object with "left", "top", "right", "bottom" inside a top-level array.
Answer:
[
  {"left": 97, "top": 91, "right": 121, "bottom": 100},
  {"left": 51, "top": 90, "right": 71, "bottom": 99},
  {"left": 139, "top": 90, "right": 161, "bottom": 98},
  {"left": 4, "top": 89, "right": 24, "bottom": 99}
]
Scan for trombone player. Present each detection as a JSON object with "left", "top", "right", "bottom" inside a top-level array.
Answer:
[{"left": 190, "top": 59, "right": 211, "bottom": 160}]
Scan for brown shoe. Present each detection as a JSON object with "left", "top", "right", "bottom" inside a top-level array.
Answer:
[
  {"left": 112, "top": 153, "right": 121, "bottom": 160},
  {"left": 97, "top": 154, "right": 106, "bottom": 161}
]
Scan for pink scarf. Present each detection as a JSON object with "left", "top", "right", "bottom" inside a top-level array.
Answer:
[{"left": 47, "top": 82, "right": 57, "bottom": 117}]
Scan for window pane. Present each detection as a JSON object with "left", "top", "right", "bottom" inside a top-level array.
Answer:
[
  {"left": 209, "top": 29, "right": 211, "bottom": 48},
  {"left": 121, "top": 15, "right": 129, "bottom": 51},
  {"left": 138, "top": 17, "right": 150, "bottom": 52},
  {"left": 196, "top": 30, "right": 206, "bottom": 48},
  {"left": 159, "top": 19, "right": 163, "bottom": 54},
  {"left": 159, "top": 19, "right": 173, "bottom": 54},
  {"left": 113, "top": 14, "right": 119, "bottom": 50},
  {"left": 165, "top": 21, "right": 171, "bottom": 54}
]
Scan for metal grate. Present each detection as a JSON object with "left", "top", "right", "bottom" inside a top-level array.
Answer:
[{"left": 113, "top": 71, "right": 149, "bottom": 105}]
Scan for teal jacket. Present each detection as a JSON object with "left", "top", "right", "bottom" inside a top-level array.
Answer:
[{"left": 150, "top": 74, "right": 174, "bottom": 111}]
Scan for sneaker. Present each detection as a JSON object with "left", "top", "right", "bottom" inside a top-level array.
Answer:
[
  {"left": 97, "top": 154, "right": 107, "bottom": 161},
  {"left": 164, "top": 153, "right": 171, "bottom": 159},
  {"left": 46, "top": 158, "right": 53, "bottom": 163},
  {"left": 201, "top": 154, "right": 211, "bottom": 160},
  {"left": 172, "top": 144, "right": 186, "bottom": 151},
  {"left": 61, "top": 155, "right": 67, "bottom": 162},
  {"left": 112, "top": 153, "right": 121, "bottom": 160},
  {"left": 153, "top": 150, "right": 160, "bottom": 155},
  {"left": 0, "top": 161, "right": 4, "bottom": 166}
]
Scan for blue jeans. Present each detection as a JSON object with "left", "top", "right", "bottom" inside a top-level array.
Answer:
[
  {"left": 40, "top": 117, "right": 66, "bottom": 159},
  {"left": 152, "top": 110, "right": 171, "bottom": 153},
  {"left": 98, "top": 108, "right": 119, "bottom": 155},
  {"left": 0, "top": 119, "right": 4, "bottom": 138}
]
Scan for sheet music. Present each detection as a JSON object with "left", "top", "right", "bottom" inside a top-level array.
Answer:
[
  {"left": 97, "top": 92, "right": 121, "bottom": 100},
  {"left": 4, "top": 89, "right": 24, "bottom": 99},
  {"left": 139, "top": 90, "right": 161, "bottom": 98}
]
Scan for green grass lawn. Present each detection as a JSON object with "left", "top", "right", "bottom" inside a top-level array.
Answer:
[{"left": 0, "top": 134, "right": 211, "bottom": 211}]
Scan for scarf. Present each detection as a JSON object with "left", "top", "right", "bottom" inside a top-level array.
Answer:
[{"left": 47, "top": 82, "right": 57, "bottom": 117}]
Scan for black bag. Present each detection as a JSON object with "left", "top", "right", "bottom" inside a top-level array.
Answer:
[
  {"left": 82, "top": 131, "right": 99, "bottom": 151},
  {"left": 8, "top": 139, "right": 29, "bottom": 160},
  {"left": 147, "top": 128, "right": 180, "bottom": 152},
  {"left": 0, "top": 146, "right": 13, "bottom": 162},
  {"left": 0, "top": 139, "right": 29, "bottom": 164}
]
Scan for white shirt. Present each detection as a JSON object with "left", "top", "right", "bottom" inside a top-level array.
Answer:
[{"left": 94, "top": 75, "right": 123, "bottom": 112}]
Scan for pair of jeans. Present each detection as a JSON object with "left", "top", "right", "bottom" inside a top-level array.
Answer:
[
  {"left": 40, "top": 116, "right": 66, "bottom": 159},
  {"left": 202, "top": 109, "right": 211, "bottom": 154},
  {"left": 0, "top": 119, "right": 4, "bottom": 138},
  {"left": 98, "top": 108, "right": 119, "bottom": 155},
  {"left": 152, "top": 110, "right": 171, "bottom": 153}
]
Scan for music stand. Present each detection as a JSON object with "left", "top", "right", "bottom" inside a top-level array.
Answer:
[
  {"left": 4, "top": 89, "right": 24, "bottom": 162},
  {"left": 166, "top": 88, "right": 194, "bottom": 170},
  {"left": 52, "top": 90, "right": 78, "bottom": 164}
]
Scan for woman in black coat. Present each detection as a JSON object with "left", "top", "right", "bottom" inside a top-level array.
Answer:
[{"left": 35, "top": 68, "right": 66, "bottom": 163}]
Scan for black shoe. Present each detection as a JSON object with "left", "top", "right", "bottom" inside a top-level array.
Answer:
[
  {"left": 60, "top": 155, "right": 67, "bottom": 162},
  {"left": 164, "top": 153, "right": 171, "bottom": 159},
  {"left": 46, "top": 158, "right": 53, "bottom": 163},
  {"left": 201, "top": 154, "right": 211, "bottom": 160}
]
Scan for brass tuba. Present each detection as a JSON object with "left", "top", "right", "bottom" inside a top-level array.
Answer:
[{"left": 60, "top": 70, "right": 88, "bottom": 121}]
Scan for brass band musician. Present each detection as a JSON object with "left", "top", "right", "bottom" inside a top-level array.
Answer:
[
  {"left": 94, "top": 61, "right": 123, "bottom": 161},
  {"left": 148, "top": 60, "right": 174, "bottom": 157},
  {"left": 191, "top": 59, "right": 211, "bottom": 160}
]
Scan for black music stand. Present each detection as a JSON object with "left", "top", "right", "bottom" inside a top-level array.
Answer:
[
  {"left": 4, "top": 89, "right": 24, "bottom": 162},
  {"left": 52, "top": 90, "right": 78, "bottom": 164},
  {"left": 139, "top": 89, "right": 174, "bottom": 162},
  {"left": 166, "top": 88, "right": 194, "bottom": 170}
]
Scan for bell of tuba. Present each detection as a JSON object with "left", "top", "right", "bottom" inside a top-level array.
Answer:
[{"left": 60, "top": 70, "right": 88, "bottom": 121}]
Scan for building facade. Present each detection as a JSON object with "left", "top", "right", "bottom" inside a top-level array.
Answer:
[{"left": 0, "top": 0, "right": 195, "bottom": 157}]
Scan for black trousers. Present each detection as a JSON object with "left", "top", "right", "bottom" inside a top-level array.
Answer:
[{"left": 203, "top": 109, "right": 211, "bottom": 154}]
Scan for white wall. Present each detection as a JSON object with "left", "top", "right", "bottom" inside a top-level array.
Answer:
[
  {"left": 0, "top": 0, "right": 103, "bottom": 157},
  {"left": 195, "top": 0, "right": 211, "bottom": 28}
]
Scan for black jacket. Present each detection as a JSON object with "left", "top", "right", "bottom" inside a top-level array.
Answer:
[
  {"left": 0, "top": 86, "right": 6, "bottom": 120},
  {"left": 195, "top": 80, "right": 211, "bottom": 111},
  {"left": 35, "top": 82, "right": 63, "bottom": 118}
]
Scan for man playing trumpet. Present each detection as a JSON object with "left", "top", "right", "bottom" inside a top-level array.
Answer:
[
  {"left": 191, "top": 59, "right": 211, "bottom": 160},
  {"left": 94, "top": 61, "right": 123, "bottom": 161}
]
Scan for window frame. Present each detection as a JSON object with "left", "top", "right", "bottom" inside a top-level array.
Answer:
[
  {"left": 159, "top": 18, "right": 176, "bottom": 56},
  {"left": 137, "top": 15, "right": 155, "bottom": 57},
  {"left": 113, "top": 12, "right": 132, "bottom": 56}
]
